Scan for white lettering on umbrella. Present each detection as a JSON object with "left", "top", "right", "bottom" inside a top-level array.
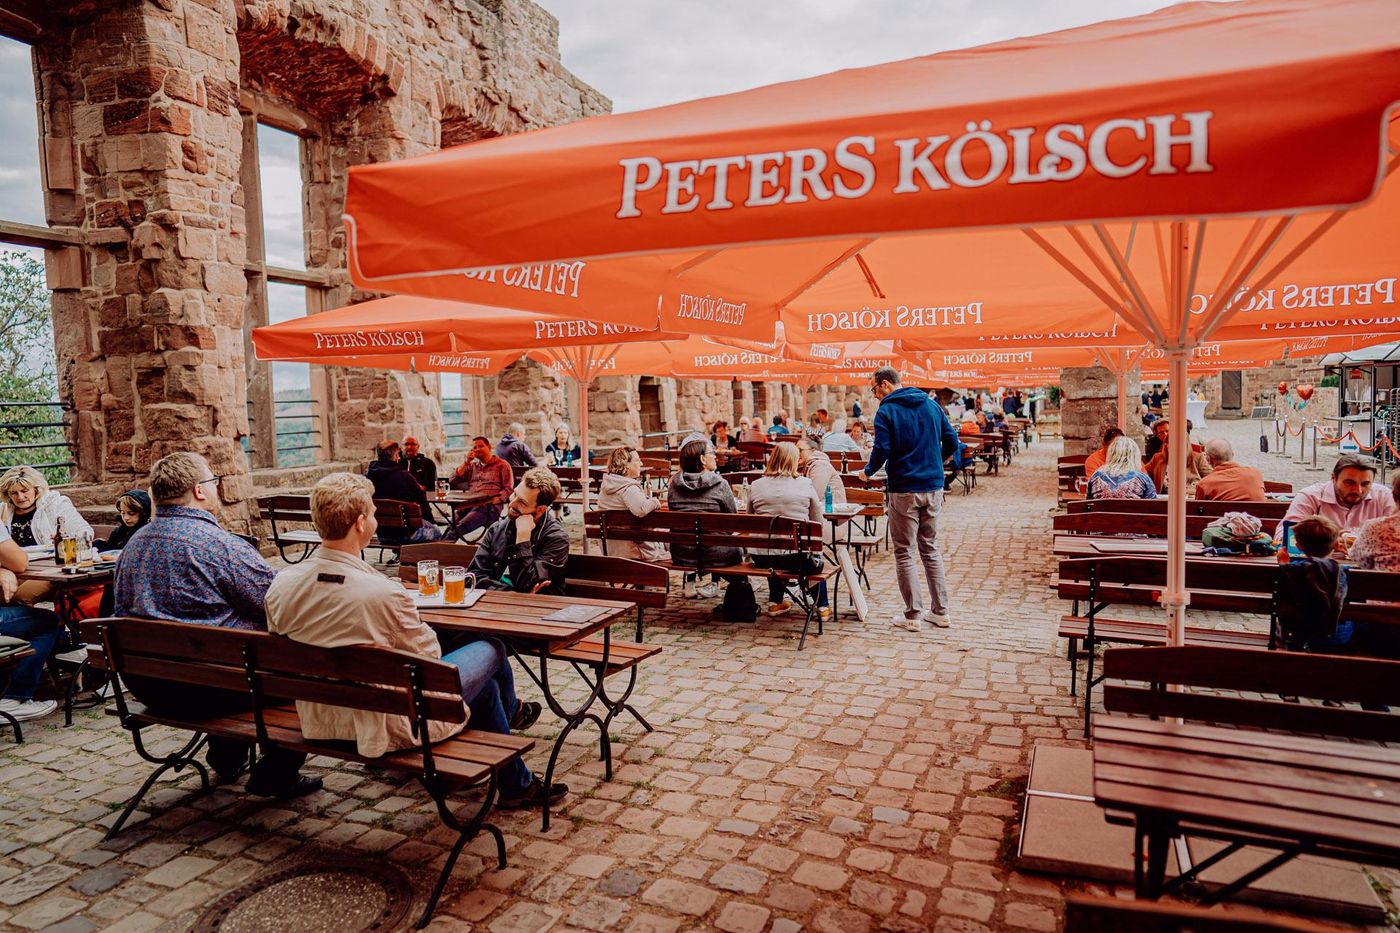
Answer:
[
  {"left": 426, "top": 354, "right": 492, "bottom": 370},
  {"left": 616, "top": 114, "right": 1214, "bottom": 217},
  {"left": 312, "top": 330, "right": 425, "bottom": 350},
  {"left": 675, "top": 293, "right": 748, "bottom": 325},
  {"left": 1190, "top": 276, "right": 1398, "bottom": 315},
  {"left": 461, "top": 260, "right": 585, "bottom": 299}
]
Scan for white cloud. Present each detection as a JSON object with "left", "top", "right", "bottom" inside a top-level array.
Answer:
[{"left": 545, "top": 0, "right": 1180, "bottom": 113}]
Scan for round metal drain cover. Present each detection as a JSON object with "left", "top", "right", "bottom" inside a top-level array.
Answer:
[{"left": 194, "top": 857, "right": 415, "bottom": 933}]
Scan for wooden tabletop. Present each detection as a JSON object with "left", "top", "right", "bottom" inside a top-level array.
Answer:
[
  {"left": 17, "top": 556, "right": 115, "bottom": 586},
  {"left": 429, "top": 490, "right": 493, "bottom": 506},
  {"left": 1093, "top": 715, "right": 1400, "bottom": 862},
  {"left": 418, "top": 589, "right": 635, "bottom": 652},
  {"left": 1053, "top": 534, "right": 1211, "bottom": 558}
]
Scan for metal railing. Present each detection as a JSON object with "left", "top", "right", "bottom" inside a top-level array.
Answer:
[{"left": 0, "top": 399, "right": 75, "bottom": 481}]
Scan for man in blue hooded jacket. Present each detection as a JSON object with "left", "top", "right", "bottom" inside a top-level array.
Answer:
[{"left": 864, "top": 367, "right": 960, "bottom": 632}]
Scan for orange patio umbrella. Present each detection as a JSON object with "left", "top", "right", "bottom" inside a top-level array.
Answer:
[{"left": 340, "top": 0, "right": 1400, "bottom": 644}]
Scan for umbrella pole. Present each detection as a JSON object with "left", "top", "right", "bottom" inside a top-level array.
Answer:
[
  {"left": 1162, "top": 348, "right": 1191, "bottom": 646},
  {"left": 1116, "top": 369, "right": 1128, "bottom": 433},
  {"left": 578, "top": 347, "right": 592, "bottom": 554}
]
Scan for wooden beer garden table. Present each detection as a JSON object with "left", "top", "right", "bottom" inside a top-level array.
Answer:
[
  {"left": 17, "top": 553, "right": 113, "bottom": 631},
  {"left": 419, "top": 588, "right": 635, "bottom": 829},
  {"left": 425, "top": 489, "right": 493, "bottom": 524},
  {"left": 1092, "top": 715, "right": 1400, "bottom": 905}
]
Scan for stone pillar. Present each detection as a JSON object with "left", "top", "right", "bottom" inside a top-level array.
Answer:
[
  {"left": 673, "top": 379, "right": 732, "bottom": 433},
  {"left": 589, "top": 376, "right": 642, "bottom": 447},
  {"left": 1060, "top": 366, "right": 1142, "bottom": 456},
  {"left": 482, "top": 358, "right": 568, "bottom": 450},
  {"left": 732, "top": 379, "right": 753, "bottom": 427},
  {"left": 48, "top": 1, "right": 259, "bottom": 524}
]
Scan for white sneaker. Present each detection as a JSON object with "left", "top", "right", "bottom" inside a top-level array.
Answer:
[
  {"left": 891, "top": 615, "right": 922, "bottom": 633},
  {"left": 696, "top": 582, "right": 721, "bottom": 599},
  {"left": 54, "top": 647, "right": 90, "bottom": 665},
  {"left": 922, "top": 611, "right": 952, "bottom": 629},
  {"left": 0, "top": 699, "right": 58, "bottom": 722}
]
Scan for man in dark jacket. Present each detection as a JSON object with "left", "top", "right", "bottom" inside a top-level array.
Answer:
[
  {"left": 365, "top": 441, "right": 441, "bottom": 544},
  {"left": 469, "top": 467, "right": 568, "bottom": 596},
  {"left": 495, "top": 422, "right": 538, "bottom": 468},
  {"left": 864, "top": 367, "right": 960, "bottom": 633},
  {"left": 398, "top": 436, "right": 437, "bottom": 491}
]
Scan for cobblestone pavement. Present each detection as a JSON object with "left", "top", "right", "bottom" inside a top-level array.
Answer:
[{"left": 0, "top": 423, "right": 1392, "bottom": 933}]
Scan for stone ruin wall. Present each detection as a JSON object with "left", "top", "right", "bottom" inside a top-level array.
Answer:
[
  {"left": 20, "top": 0, "right": 606, "bottom": 532},
  {"left": 1059, "top": 365, "right": 1144, "bottom": 457}
]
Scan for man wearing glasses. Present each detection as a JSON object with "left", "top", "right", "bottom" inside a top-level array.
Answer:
[{"left": 113, "top": 452, "right": 319, "bottom": 798}]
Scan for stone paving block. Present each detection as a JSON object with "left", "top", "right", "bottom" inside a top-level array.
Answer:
[
  {"left": 0, "top": 864, "right": 77, "bottom": 907},
  {"left": 639, "top": 878, "right": 716, "bottom": 916}
]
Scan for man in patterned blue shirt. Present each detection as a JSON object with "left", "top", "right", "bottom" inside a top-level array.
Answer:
[{"left": 114, "top": 452, "right": 319, "bottom": 798}]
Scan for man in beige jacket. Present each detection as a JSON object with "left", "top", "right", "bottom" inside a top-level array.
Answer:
[{"left": 265, "top": 473, "right": 566, "bottom": 809}]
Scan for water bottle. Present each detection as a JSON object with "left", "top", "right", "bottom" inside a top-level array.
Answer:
[
  {"left": 824, "top": 480, "right": 833, "bottom": 514},
  {"left": 741, "top": 477, "right": 750, "bottom": 510}
]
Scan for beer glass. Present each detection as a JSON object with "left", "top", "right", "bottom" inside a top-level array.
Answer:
[
  {"left": 77, "top": 532, "right": 95, "bottom": 568},
  {"left": 61, "top": 535, "right": 78, "bottom": 567},
  {"left": 435, "top": 479, "right": 449, "bottom": 500},
  {"left": 418, "top": 560, "right": 440, "bottom": 596},
  {"left": 443, "top": 566, "right": 467, "bottom": 604}
]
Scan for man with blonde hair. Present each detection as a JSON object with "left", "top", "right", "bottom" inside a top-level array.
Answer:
[
  {"left": 266, "top": 474, "right": 562, "bottom": 809},
  {"left": 469, "top": 466, "right": 569, "bottom": 595},
  {"left": 113, "top": 451, "right": 317, "bottom": 797}
]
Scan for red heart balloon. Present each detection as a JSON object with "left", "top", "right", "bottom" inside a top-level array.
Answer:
[
  {"left": 1277, "top": 381, "right": 1289, "bottom": 395},
  {"left": 1297, "top": 384, "right": 1314, "bottom": 401}
]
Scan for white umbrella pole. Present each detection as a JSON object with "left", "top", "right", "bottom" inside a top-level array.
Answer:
[
  {"left": 1116, "top": 369, "right": 1128, "bottom": 433},
  {"left": 1162, "top": 349, "right": 1191, "bottom": 645},
  {"left": 577, "top": 348, "right": 591, "bottom": 553}
]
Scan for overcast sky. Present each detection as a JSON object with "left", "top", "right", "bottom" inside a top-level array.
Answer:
[{"left": 545, "top": 0, "right": 1177, "bottom": 113}]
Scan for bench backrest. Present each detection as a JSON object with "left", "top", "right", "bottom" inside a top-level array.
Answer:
[
  {"left": 840, "top": 472, "right": 882, "bottom": 489},
  {"left": 1067, "top": 498, "right": 1290, "bottom": 520},
  {"left": 398, "top": 542, "right": 478, "bottom": 582},
  {"left": 844, "top": 487, "right": 885, "bottom": 507},
  {"left": 1065, "top": 893, "right": 1335, "bottom": 932},
  {"left": 1101, "top": 645, "right": 1400, "bottom": 742},
  {"left": 1342, "top": 568, "right": 1400, "bottom": 625},
  {"left": 585, "top": 509, "right": 823, "bottom": 567},
  {"left": 259, "top": 494, "right": 313, "bottom": 527},
  {"left": 81, "top": 617, "right": 468, "bottom": 726},
  {"left": 374, "top": 499, "right": 424, "bottom": 532},
  {"left": 564, "top": 553, "right": 669, "bottom": 609},
  {"left": 1053, "top": 511, "right": 1217, "bottom": 538},
  {"left": 1264, "top": 480, "right": 1293, "bottom": 494},
  {"left": 1057, "top": 555, "right": 1278, "bottom": 616}
]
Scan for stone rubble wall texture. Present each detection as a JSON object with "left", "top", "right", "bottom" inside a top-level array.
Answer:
[{"left": 30, "top": 0, "right": 607, "bottom": 529}]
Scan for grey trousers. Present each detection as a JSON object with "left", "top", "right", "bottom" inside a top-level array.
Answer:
[{"left": 887, "top": 490, "right": 949, "bottom": 618}]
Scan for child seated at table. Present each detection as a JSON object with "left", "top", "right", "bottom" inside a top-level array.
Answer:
[{"left": 1276, "top": 516, "right": 1347, "bottom": 653}]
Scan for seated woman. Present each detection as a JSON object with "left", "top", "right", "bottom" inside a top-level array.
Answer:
[
  {"left": 1087, "top": 436, "right": 1157, "bottom": 500},
  {"left": 958, "top": 413, "right": 981, "bottom": 437},
  {"left": 749, "top": 442, "right": 828, "bottom": 620},
  {"left": 1, "top": 466, "right": 93, "bottom": 608},
  {"left": 597, "top": 446, "right": 669, "bottom": 562},
  {"left": 848, "top": 420, "right": 874, "bottom": 452},
  {"left": 544, "top": 424, "right": 582, "bottom": 467},
  {"left": 797, "top": 433, "right": 846, "bottom": 509},
  {"left": 1352, "top": 472, "right": 1400, "bottom": 572},
  {"left": 666, "top": 439, "right": 757, "bottom": 621}
]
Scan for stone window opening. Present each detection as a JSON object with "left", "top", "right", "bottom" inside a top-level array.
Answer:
[
  {"left": 0, "top": 32, "right": 80, "bottom": 486},
  {"left": 239, "top": 97, "right": 331, "bottom": 469}
]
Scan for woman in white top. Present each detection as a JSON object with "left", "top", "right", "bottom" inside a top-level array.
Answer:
[
  {"left": 595, "top": 447, "right": 669, "bottom": 562},
  {"left": 747, "top": 442, "right": 828, "bottom": 618},
  {"left": 0, "top": 466, "right": 93, "bottom": 548}
]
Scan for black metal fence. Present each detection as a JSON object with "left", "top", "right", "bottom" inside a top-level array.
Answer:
[{"left": 0, "top": 399, "right": 73, "bottom": 485}]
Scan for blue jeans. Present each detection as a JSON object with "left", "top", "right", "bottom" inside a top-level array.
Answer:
[
  {"left": 0, "top": 605, "right": 62, "bottom": 700},
  {"left": 441, "top": 638, "right": 532, "bottom": 794},
  {"left": 448, "top": 505, "right": 500, "bottom": 541}
]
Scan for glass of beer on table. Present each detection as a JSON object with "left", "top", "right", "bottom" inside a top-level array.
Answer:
[
  {"left": 443, "top": 566, "right": 467, "bottom": 604},
  {"left": 435, "top": 479, "right": 449, "bottom": 500},
  {"left": 418, "top": 560, "right": 440, "bottom": 596}
]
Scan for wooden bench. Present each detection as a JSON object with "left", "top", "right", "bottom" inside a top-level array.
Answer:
[
  {"left": 1065, "top": 893, "right": 1339, "bottom": 932},
  {"left": 82, "top": 616, "right": 532, "bottom": 929},
  {"left": 1100, "top": 645, "right": 1400, "bottom": 742},
  {"left": 1066, "top": 498, "right": 1291, "bottom": 520},
  {"left": 0, "top": 644, "right": 37, "bottom": 743},
  {"left": 1056, "top": 556, "right": 1281, "bottom": 735},
  {"left": 398, "top": 543, "right": 665, "bottom": 732},
  {"left": 1094, "top": 647, "right": 1400, "bottom": 905},
  {"left": 1054, "top": 511, "right": 1222, "bottom": 539},
  {"left": 259, "top": 495, "right": 426, "bottom": 562},
  {"left": 1058, "top": 454, "right": 1088, "bottom": 493},
  {"left": 585, "top": 509, "right": 833, "bottom": 649}
]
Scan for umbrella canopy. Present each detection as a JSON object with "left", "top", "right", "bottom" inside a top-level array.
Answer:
[
  {"left": 346, "top": 0, "right": 1399, "bottom": 272},
  {"left": 338, "top": 0, "right": 1400, "bottom": 645}
]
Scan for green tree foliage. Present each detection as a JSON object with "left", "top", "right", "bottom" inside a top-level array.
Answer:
[{"left": 0, "top": 250, "right": 66, "bottom": 484}]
